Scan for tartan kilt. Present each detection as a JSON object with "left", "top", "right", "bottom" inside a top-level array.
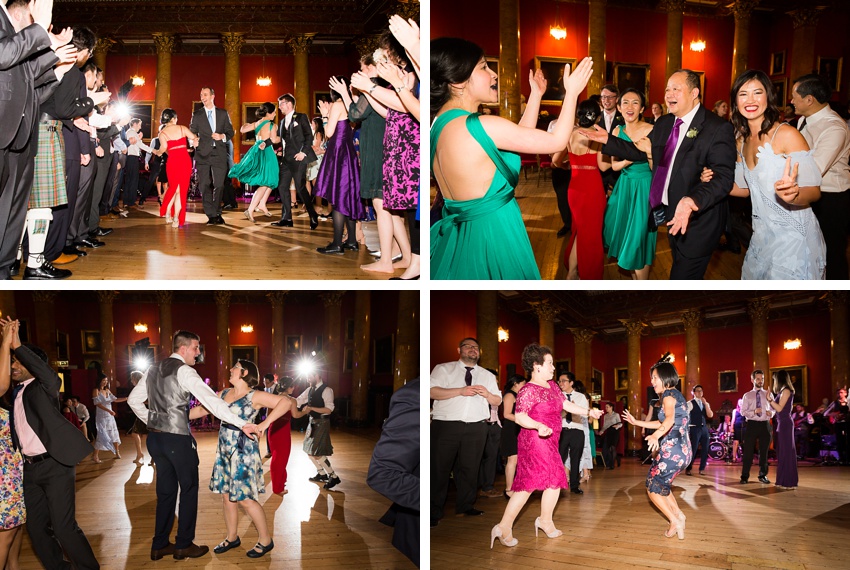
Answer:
[
  {"left": 303, "top": 416, "right": 333, "bottom": 456},
  {"left": 29, "top": 121, "right": 67, "bottom": 208}
]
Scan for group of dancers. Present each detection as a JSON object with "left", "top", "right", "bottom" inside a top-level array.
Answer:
[{"left": 430, "top": 35, "right": 848, "bottom": 280}]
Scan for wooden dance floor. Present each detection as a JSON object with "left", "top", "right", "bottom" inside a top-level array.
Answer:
[
  {"left": 14, "top": 429, "right": 416, "bottom": 569},
  {"left": 431, "top": 459, "right": 850, "bottom": 569},
  {"left": 17, "top": 201, "right": 408, "bottom": 280}
]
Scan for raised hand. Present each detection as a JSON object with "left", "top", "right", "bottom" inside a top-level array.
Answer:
[
  {"left": 376, "top": 61, "right": 404, "bottom": 87},
  {"left": 387, "top": 14, "right": 419, "bottom": 52},
  {"left": 667, "top": 196, "right": 699, "bottom": 235},
  {"left": 328, "top": 76, "right": 347, "bottom": 95},
  {"left": 581, "top": 124, "right": 610, "bottom": 145},
  {"left": 588, "top": 408, "right": 603, "bottom": 420},
  {"left": 31, "top": 0, "right": 54, "bottom": 30},
  {"left": 774, "top": 156, "right": 801, "bottom": 204},
  {"left": 350, "top": 71, "right": 374, "bottom": 94},
  {"left": 49, "top": 27, "right": 73, "bottom": 50},
  {"left": 317, "top": 99, "right": 330, "bottom": 117},
  {"left": 564, "top": 56, "right": 593, "bottom": 97},
  {"left": 528, "top": 68, "right": 547, "bottom": 98},
  {"left": 621, "top": 409, "right": 637, "bottom": 425}
]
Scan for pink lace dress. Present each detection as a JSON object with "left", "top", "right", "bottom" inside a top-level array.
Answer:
[{"left": 511, "top": 380, "right": 568, "bottom": 492}]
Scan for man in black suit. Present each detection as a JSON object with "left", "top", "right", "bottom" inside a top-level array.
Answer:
[
  {"left": 3, "top": 318, "right": 99, "bottom": 569},
  {"left": 585, "top": 69, "right": 736, "bottom": 279},
  {"left": 597, "top": 84, "right": 624, "bottom": 195},
  {"left": 367, "top": 378, "right": 419, "bottom": 567},
  {"left": 189, "top": 87, "right": 234, "bottom": 225},
  {"left": 270, "top": 93, "right": 319, "bottom": 229}
]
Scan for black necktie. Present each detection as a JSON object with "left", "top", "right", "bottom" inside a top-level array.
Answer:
[
  {"left": 8, "top": 383, "right": 25, "bottom": 451},
  {"left": 464, "top": 367, "right": 473, "bottom": 386},
  {"left": 566, "top": 393, "right": 572, "bottom": 423},
  {"left": 798, "top": 118, "right": 806, "bottom": 132}
]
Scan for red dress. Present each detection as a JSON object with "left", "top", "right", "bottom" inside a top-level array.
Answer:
[
  {"left": 159, "top": 138, "right": 193, "bottom": 226},
  {"left": 564, "top": 151, "right": 605, "bottom": 279},
  {"left": 268, "top": 411, "right": 292, "bottom": 494}
]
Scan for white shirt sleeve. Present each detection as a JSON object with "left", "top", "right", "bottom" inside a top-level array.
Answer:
[
  {"left": 88, "top": 111, "right": 112, "bottom": 129},
  {"left": 128, "top": 373, "right": 150, "bottom": 423},
  {"left": 322, "top": 386, "right": 335, "bottom": 413},
  {"left": 177, "top": 365, "right": 247, "bottom": 427}
]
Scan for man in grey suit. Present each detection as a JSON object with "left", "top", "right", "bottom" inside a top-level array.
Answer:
[{"left": 189, "top": 87, "right": 234, "bottom": 225}]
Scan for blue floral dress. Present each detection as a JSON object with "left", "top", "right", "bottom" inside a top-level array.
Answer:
[
  {"left": 209, "top": 389, "right": 264, "bottom": 502},
  {"left": 646, "top": 389, "right": 692, "bottom": 496},
  {"left": 0, "top": 407, "right": 25, "bottom": 529},
  {"left": 93, "top": 391, "right": 121, "bottom": 452}
]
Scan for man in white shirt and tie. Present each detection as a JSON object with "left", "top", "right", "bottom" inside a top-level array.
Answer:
[
  {"left": 189, "top": 87, "right": 234, "bottom": 226},
  {"left": 557, "top": 372, "right": 588, "bottom": 494},
  {"left": 740, "top": 370, "right": 774, "bottom": 484}
]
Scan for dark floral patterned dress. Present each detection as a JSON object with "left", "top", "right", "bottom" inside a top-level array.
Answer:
[
  {"left": 209, "top": 389, "right": 263, "bottom": 502},
  {"left": 646, "top": 388, "right": 692, "bottom": 496},
  {"left": 381, "top": 108, "right": 420, "bottom": 211},
  {"left": 0, "top": 408, "right": 25, "bottom": 529}
]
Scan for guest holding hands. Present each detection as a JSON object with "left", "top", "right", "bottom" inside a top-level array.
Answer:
[
  {"left": 766, "top": 370, "right": 798, "bottom": 489},
  {"left": 621, "top": 358, "right": 692, "bottom": 540}
]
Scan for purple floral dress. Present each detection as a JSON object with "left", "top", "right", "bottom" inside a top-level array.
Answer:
[
  {"left": 381, "top": 109, "right": 420, "bottom": 211},
  {"left": 646, "top": 389, "right": 692, "bottom": 496},
  {"left": 511, "top": 380, "right": 568, "bottom": 492}
]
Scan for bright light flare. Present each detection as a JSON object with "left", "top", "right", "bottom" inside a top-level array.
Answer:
[{"left": 295, "top": 357, "right": 316, "bottom": 378}]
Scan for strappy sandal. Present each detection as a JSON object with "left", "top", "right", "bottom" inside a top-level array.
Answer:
[
  {"left": 246, "top": 540, "right": 274, "bottom": 558},
  {"left": 213, "top": 536, "right": 241, "bottom": 554}
]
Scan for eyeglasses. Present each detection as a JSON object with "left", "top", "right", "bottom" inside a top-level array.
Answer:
[{"left": 460, "top": 344, "right": 480, "bottom": 350}]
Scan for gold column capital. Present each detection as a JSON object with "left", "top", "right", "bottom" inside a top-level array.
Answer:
[
  {"left": 825, "top": 291, "right": 848, "bottom": 310},
  {"left": 747, "top": 297, "right": 771, "bottom": 322},
  {"left": 94, "top": 37, "right": 116, "bottom": 57},
  {"left": 680, "top": 309, "right": 703, "bottom": 331},
  {"left": 790, "top": 8, "right": 823, "bottom": 29},
  {"left": 155, "top": 291, "right": 173, "bottom": 305},
  {"left": 730, "top": 0, "right": 759, "bottom": 20},
  {"left": 220, "top": 32, "right": 246, "bottom": 54},
  {"left": 661, "top": 0, "right": 685, "bottom": 13},
  {"left": 267, "top": 291, "right": 289, "bottom": 307},
  {"left": 530, "top": 300, "right": 559, "bottom": 322},
  {"left": 321, "top": 292, "right": 346, "bottom": 308},
  {"left": 32, "top": 292, "right": 58, "bottom": 303},
  {"left": 152, "top": 32, "right": 176, "bottom": 54},
  {"left": 621, "top": 318, "right": 648, "bottom": 337},
  {"left": 353, "top": 35, "right": 382, "bottom": 59},
  {"left": 287, "top": 33, "right": 316, "bottom": 55},
  {"left": 393, "top": 0, "right": 420, "bottom": 20},
  {"left": 570, "top": 327, "right": 596, "bottom": 345},
  {"left": 96, "top": 291, "right": 118, "bottom": 304},
  {"left": 213, "top": 291, "right": 232, "bottom": 307}
]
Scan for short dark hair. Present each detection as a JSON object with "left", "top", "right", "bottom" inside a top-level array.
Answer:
[
  {"left": 22, "top": 343, "right": 49, "bottom": 364},
  {"left": 255, "top": 101, "right": 276, "bottom": 119},
  {"left": 72, "top": 27, "right": 96, "bottom": 53},
  {"left": 263, "top": 373, "right": 275, "bottom": 383},
  {"left": 458, "top": 337, "right": 479, "bottom": 348},
  {"left": 692, "top": 384, "right": 703, "bottom": 392},
  {"left": 6, "top": 0, "right": 29, "bottom": 11},
  {"left": 81, "top": 60, "right": 98, "bottom": 75},
  {"left": 793, "top": 73, "right": 832, "bottom": 104},
  {"left": 751, "top": 369, "right": 764, "bottom": 379},
  {"left": 674, "top": 69, "right": 702, "bottom": 96},
  {"left": 237, "top": 360, "right": 260, "bottom": 389},
  {"left": 558, "top": 371, "right": 576, "bottom": 383},
  {"left": 521, "top": 343, "right": 552, "bottom": 375},
  {"left": 278, "top": 93, "right": 296, "bottom": 107},
  {"left": 651, "top": 361, "right": 680, "bottom": 389},
  {"left": 173, "top": 330, "right": 200, "bottom": 351},
  {"left": 201, "top": 86, "right": 215, "bottom": 96},
  {"left": 601, "top": 84, "right": 619, "bottom": 95}
]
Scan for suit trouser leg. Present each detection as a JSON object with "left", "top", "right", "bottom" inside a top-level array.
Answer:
[
  {"left": 756, "top": 422, "right": 771, "bottom": 477},
  {"left": 88, "top": 155, "right": 111, "bottom": 235},
  {"left": 698, "top": 427, "right": 710, "bottom": 471},
  {"left": 477, "top": 423, "right": 501, "bottom": 491},
  {"left": 430, "top": 420, "right": 460, "bottom": 522},
  {"left": 197, "top": 162, "right": 217, "bottom": 218},
  {"left": 291, "top": 157, "right": 317, "bottom": 219},
  {"left": 24, "top": 458, "right": 99, "bottom": 570},
  {"left": 277, "top": 159, "right": 295, "bottom": 221},
  {"left": 741, "top": 421, "right": 756, "bottom": 479},
  {"left": 46, "top": 159, "right": 81, "bottom": 260},
  {"left": 563, "top": 428, "right": 585, "bottom": 489},
  {"left": 668, "top": 234, "right": 712, "bottom": 279},
  {"left": 551, "top": 167, "right": 572, "bottom": 229},
  {"left": 812, "top": 190, "right": 850, "bottom": 280},
  {"left": 149, "top": 432, "right": 200, "bottom": 549},
  {"left": 210, "top": 161, "right": 227, "bottom": 216},
  {"left": 453, "top": 421, "right": 487, "bottom": 513},
  {"left": 69, "top": 159, "right": 96, "bottom": 244},
  {"left": 0, "top": 148, "right": 31, "bottom": 276},
  {"left": 122, "top": 159, "right": 139, "bottom": 208}
]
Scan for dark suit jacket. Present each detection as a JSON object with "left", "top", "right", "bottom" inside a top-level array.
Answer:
[
  {"left": 279, "top": 111, "right": 317, "bottom": 162},
  {"left": 12, "top": 345, "right": 93, "bottom": 467},
  {"left": 602, "top": 105, "right": 736, "bottom": 258},
  {"left": 367, "top": 379, "right": 419, "bottom": 567},
  {"left": 598, "top": 110, "right": 625, "bottom": 190},
  {"left": 189, "top": 106, "right": 234, "bottom": 165},
  {"left": 597, "top": 110, "right": 625, "bottom": 134}
]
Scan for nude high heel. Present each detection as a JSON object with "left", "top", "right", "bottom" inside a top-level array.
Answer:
[
  {"left": 534, "top": 517, "right": 563, "bottom": 539},
  {"left": 675, "top": 518, "right": 685, "bottom": 540},
  {"left": 490, "top": 525, "right": 518, "bottom": 549}
]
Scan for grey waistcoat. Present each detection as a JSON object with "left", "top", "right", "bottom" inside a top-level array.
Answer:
[{"left": 147, "top": 357, "right": 192, "bottom": 436}]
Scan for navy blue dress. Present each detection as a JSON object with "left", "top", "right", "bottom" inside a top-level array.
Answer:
[{"left": 646, "top": 389, "right": 693, "bottom": 496}]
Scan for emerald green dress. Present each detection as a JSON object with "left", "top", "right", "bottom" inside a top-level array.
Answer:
[
  {"left": 430, "top": 110, "right": 541, "bottom": 280},
  {"left": 602, "top": 128, "right": 656, "bottom": 271},
  {"left": 228, "top": 119, "right": 279, "bottom": 188}
]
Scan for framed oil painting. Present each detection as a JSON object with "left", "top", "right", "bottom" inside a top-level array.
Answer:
[
  {"left": 614, "top": 367, "right": 629, "bottom": 391},
  {"left": 817, "top": 56, "right": 842, "bottom": 92},
  {"left": 533, "top": 55, "right": 577, "bottom": 105},
  {"left": 554, "top": 359, "right": 571, "bottom": 380},
  {"left": 770, "top": 51, "right": 786, "bottom": 76},
  {"left": 719, "top": 370, "right": 738, "bottom": 393},
  {"left": 769, "top": 364, "right": 808, "bottom": 406},
  {"left": 613, "top": 62, "right": 650, "bottom": 98},
  {"left": 81, "top": 330, "right": 101, "bottom": 354},
  {"left": 591, "top": 368, "right": 604, "bottom": 397},
  {"left": 230, "top": 345, "right": 258, "bottom": 366}
]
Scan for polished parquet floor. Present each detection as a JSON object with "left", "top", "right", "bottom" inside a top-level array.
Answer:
[
  {"left": 13, "top": 429, "right": 415, "bottom": 569},
  {"left": 12, "top": 200, "right": 409, "bottom": 280},
  {"left": 431, "top": 458, "right": 850, "bottom": 570}
]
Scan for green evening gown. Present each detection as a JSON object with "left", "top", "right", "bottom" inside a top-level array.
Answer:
[
  {"left": 430, "top": 110, "right": 541, "bottom": 280},
  {"left": 602, "top": 128, "right": 656, "bottom": 271},
  {"left": 228, "top": 119, "right": 279, "bottom": 188}
]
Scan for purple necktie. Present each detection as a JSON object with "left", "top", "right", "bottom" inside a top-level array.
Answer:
[
  {"left": 649, "top": 118, "right": 683, "bottom": 208},
  {"left": 756, "top": 390, "right": 762, "bottom": 412},
  {"left": 464, "top": 367, "right": 473, "bottom": 386}
]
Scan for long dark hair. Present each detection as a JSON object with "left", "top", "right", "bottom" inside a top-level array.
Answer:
[
  {"left": 503, "top": 374, "right": 526, "bottom": 396},
  {"left": 730, "top": 70, "right": 780, "bottom": 141},
  {"left": 430, "top": 37, "right": 484, "bottom": 118}
]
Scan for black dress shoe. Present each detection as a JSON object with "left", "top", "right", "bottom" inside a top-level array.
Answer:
[
  {"left": 309, "top": 473, "right": 329, "bottom": 482},
  {"left": 76, "top": 238, "right": 104, "bottom": 248},
  {"left": 213, "top": 536, "right": 241, "bottom": 554},
  {"left": 317, "top": 243, "right": 344, "bottom": 255},
  {"left": 222, "top": 204, "right": 235, "bottom": 210},
  {"left": 24, "top": 262, "right": 71, "bottom": 280},
  {"left": 246, "top": 540, "right": 274, "bottom": 558},
  {"left": 310, "top": 216, "right": 319, "bottom": 230},
  {"left": 389, "top": 276, "right": 420, "bottom": 280},
  {"left": 173, "top": 543, "right": 209, "bottom": 560},
  {"left": 63, "top": 246, "right": 87, "bottom": 257},
  {"left": 323, "top": 475, "right": 341, "bottom": 489},
  {"left": 571, "top": 487, "right": 584, "bottom": 495},
  {"left": 206, "top": 218, "right": 217, "bottom": 225},
  {"left": 151, "top": 543, "right": 175, "bottom": 561},
  {"left": 270, "top": 219, "right": 293, "bottom": 227},
  {"left": 9, "top": 258, "right": 20, "bottom": 277},
  {"left": 342, "top": 242, "right": 359, "bottom": 251},
  {"left": 216, "top": 215, "right": 226, "bottom": 224},
  {"left": 557, "top": 225, "right": 570, "bottom": 237},
  {"left": 740, "top": 477, "right": 749, "bottom": 484},
  {"left": 455, "top": 508, "right": 484, "bottom": 517},
  {"left": 93, "top": 227, "right": 114, "bottom": 237},
  {"left": 685, "top": 470, "right": 693, "bottom": 476},
  {"left": 758, "top": 475, "right": 771, "bottom": 484}
]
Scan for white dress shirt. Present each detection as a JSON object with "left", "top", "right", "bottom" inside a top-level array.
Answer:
[
  {"left": 799, "top": 105, "right": 850, "bottom": 193},
  {"left": 128, "top": 353, "right": 247, "bottom": 428},
  {"left": 662, "top": 103, "right": 702, "bottom": 205},
  {"left": 561, "top": 390, "right": 588, "bottom": 429},
  {"left": 740, "top": 388, "right": 774, "bottom": 422},
  {"left": 430, "top": 361, "right": 501, "bottom": 423},
  {"left": 126, "top": 128, "right": 152, "bottom": 157},
  {"left": 295, "top": 381, "right": 335, "bottom": 416}
]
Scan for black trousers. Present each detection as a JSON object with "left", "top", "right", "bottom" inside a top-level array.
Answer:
[
  {"left": 668, "top": 234, "right": 713, "bottom": 280},
  {"left": 121, "top": 156, "right": 140, "bottom": 208},
  {"left": 477, "top": 422, "right": 501, "bottom": 491},
  {"left": 835, "top": 422, "right": 849, "bottom": 463},
  {"left": 741, "top": 420, "right": 771, "bottom": 479},
  {"left": 558, "top": 427, "right": 585, "bottom": 489},
  {"left": 69, "top": 158, "right": 96, "bottom": 245},
  {"left": 147, "top": 431, "right": 200, "bottom": 550},
  {"left": 431, "top": 420, "right": 486, "bottom": 521},
  {"left": 811, "top": 189, "right": 850, "bottom": 280},
  {"left": 197, "top": 159, "right": 228, "bottom": 218},
  {"left": 687, "top": 425, "right": 710, "bottom": 471},
  {"left": 24, "top": 457, "right": 99, "bottom": 570},
  {"left": 278, "top": 154, "right": 317, "bottom": 222},
  {"left": 551, "top": 167, "right": 572, "bottom": 229},
  {"left": 601, "top": 428, "right": 620, "bottom": 468},
  {"left": 0, "top": 146, "right": 32, "bottom": 277}
]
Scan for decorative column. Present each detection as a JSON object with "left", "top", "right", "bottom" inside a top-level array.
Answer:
[
  {"left": 156, "top": 291, "right": 173, "bottom": 357},
  {"left": 0, "top": 291, "right": 15, "bottom": 321},
  {"left": 825, "top": 292, "right": 849, "bottom": 394},
  {"left": 569, "top": 328, "right": 595, "bottom": 387},
  {"left": 97, "top": 291, "right": 118, "bottom": 385},
  {"left": 267, "top": 292, "right": 288, "bottom": 378},
  {"left": 221, "top": 33, "right": 245, "bottom": 161},
  {"left": 93, "top": 37, "right": 115, "bottom": 74},
  {"left": 288, "top": 34, "right": 316, "bottom": 126},
  {"left": 152, "top": 33, "right": 175, "bottom": 134},
  {"left": 587, "top": 0, "right": 607, "bottom": 96},
  {"left": 321, "top": 292, "right": 345, "bottom": 395},
  {"left": 730, "top": 0, "right": 758, "bottom": 86},
  {"left": 477, "top": 291, "right": 499, "bottom": 372},
  {"left": 394, "top": 290, "right": 419, "bottom": 391},
  {"left": 351, "top": 291, "right": 371, "bottom": 425},
  {"left": 680, "top": 309, "right": 702, "bottom": 395},
  {"left": 531, "top": 300, "right": 559, "bottom": 354},
  {"left": 662, "top": 0, "right": 685, "bottom": 80},
  {"left": 499, "top": 0, "right": 520, "bottom": 122},
  {"left": 214, "top": 291, "right": 232, "bottom": 391},
  {"left": 32, "top": 292, "right": 58, "bottom": 366},
  {"left": 789, "top": 9, "right": 822, "bottom": 86},
  {"left": 621, "top": 319, "right": 647, "bottom": 453},
  {"left": 747, "top": 298, "right": 770, "bottom": 374}
]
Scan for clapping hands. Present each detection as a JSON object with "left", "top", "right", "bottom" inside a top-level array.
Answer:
[
  {"left": 350, "top": 71, "right": 374, "bottom": 94},
  {"left": 387, "top": 15, "right": 418, "bottom": 52},
  {"left": 328, "top": 76, "right": 348, "bottom": 96},
  {"left": 564, "top": 57, "right": 594, "bottom": 98},
  {"left": 528, "top": 68, "right": 547, "bottom": 98}
]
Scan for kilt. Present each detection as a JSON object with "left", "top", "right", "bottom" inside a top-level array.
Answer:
[
  {"left": 303, "top": 416, "right": 333, "bottom": 456},
  {"left": 30, "top": 121, "right": 67, "bottom": 208}
]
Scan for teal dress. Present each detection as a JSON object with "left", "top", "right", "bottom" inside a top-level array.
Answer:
[
  {"left": 209, "top": 389, "right": 264, "bottom": 502},
  {"left": 228, "top": 120, "right": 279, "bottom": 189},
  {"left": 431, "top": 109, "right": 541, "bottom": 280},
  {"left": 602, "top": 128, "right": 656, "bottom": 271}
]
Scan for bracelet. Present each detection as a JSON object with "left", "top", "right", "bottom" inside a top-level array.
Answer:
[
  {"left": 394, "top": 84, "right": 406, "bottom": 93},
  {"left": 368, "top": 84, "right": 377, "bottom": 93}
]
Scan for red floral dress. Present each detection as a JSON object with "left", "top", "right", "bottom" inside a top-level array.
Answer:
[{"left": 511, "top": 381, "right": 568, "bottom": 492}]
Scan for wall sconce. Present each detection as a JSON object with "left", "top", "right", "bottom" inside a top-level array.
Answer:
[
  {"left": 550, "top": 1, "right": 566, "bottom": 40},
  {"left": 257, "top": 38, "right": 272, "bottom": 86},
  {"left": 241, "top": 324, "right": 254, "bottom": 333},
  {"left": 784, "top": 338, "right": 802, "bottom": 350},
  {"left": 134, "top": 323, "right": 148, "bottom": 333},
  {"left": 689, "top": 18, "right": 706, "bottom": 52},
  {"left": 498, "top": 327, "right": 509, "bottom": 343}
]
